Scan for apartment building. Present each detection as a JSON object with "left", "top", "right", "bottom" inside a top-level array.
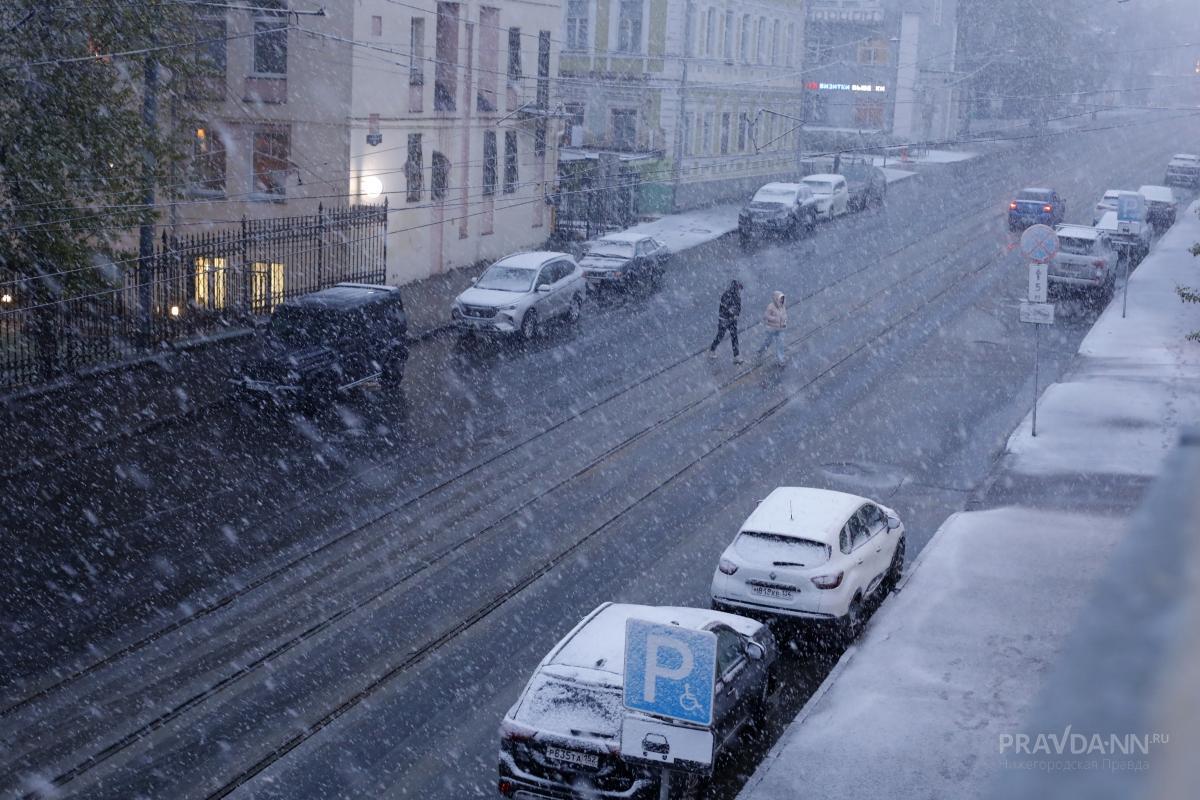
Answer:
[
  {"left": 557, "top": 0, "right": 808, "bottom": 212},
  {"left": 175, "top": 0, "right": 562, "bottom": 289}
]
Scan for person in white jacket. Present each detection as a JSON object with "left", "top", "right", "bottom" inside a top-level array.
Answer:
[{"left": 755, "top": 291, "right": 788, "bottom": 365}]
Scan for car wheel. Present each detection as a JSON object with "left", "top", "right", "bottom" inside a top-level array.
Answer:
[
  {"left": 520, "top": 309, "right": 538, "bottom": 341},
  {"left": 740, "top": 232, "right": 751, "bottom": 250},
  {"left": 566, "top": 294, "right": 583, "bottom": 324},
  {"left": 884, "top": 536, "right": 906, "bottom": 593},
  {"left": 838, "top": 594, "right": 865, "bottom": 644}
]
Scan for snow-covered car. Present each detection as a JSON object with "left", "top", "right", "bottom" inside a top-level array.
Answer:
[
  {"left": 738, "top": 182, "right": 818, "bottom": 245},
  {"left": 1050, "top": 224, "right": 1119, "bottom": 299},
  {"left": 710, "top": 487, "right": 905, "bottom": 640},
  {"left": 452, "top": 252, "right": 586, "bottom": 340},
  {"left": 498, "top": 602, "right": 777, "bottom": 799},
  {"left": 578, "top": 233, "right": 670, "bottom": 292},
  {"left": 800, "top": 174, "right": 850, "bottom": 220},
  {"left": 1008, "top": 187, "right": 1066, "bottom": 230},
  {"left": 1164, "top": 153, "right": 1200, "bottom": 188},
  {"left": 1095, "top": 208, "right": 1151, "bottom": 264},
  {"left": 1137, "top": 184, "right": 1178, "bottom": 232},
  {"left": 1092, "top": 189, "right": 1126, "bottom": 225}
]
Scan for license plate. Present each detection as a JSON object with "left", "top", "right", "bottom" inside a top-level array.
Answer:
[
  {"left": 545, "top": 747, "right": 598, "bottom": 769},
  {"left": 751, "top": 585, "right": 793, "bottom": 601}
]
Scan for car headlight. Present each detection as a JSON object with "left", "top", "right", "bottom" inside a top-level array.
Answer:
[
  {"left": 497, "top": 304, "right": 518, "bottom": 311},
  {"left": 451, "top": 305, "right": 462, "bottom": 318}
]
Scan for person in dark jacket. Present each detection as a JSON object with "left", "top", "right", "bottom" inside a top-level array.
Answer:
[{"left": 708, "top": 280, "right": 745, "bottom": 363}]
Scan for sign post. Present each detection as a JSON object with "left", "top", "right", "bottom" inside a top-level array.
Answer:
[
  {"left": 1019, "top": 225, "right": 1059, "bottom": 438},
  {"left": 623, "top": 618, "right": 718, "bottom": 796}
]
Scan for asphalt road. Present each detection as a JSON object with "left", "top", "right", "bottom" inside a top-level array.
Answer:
[{"left": 1, "top": 110, "right": 1195, "bottom": 800}]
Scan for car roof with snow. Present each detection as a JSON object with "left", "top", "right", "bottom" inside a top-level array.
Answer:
[
  {"left": 1056, "top": 224, "right": 1099, "bottom": 240},
  {"left": 1171, "top": 153, "right": 1199, "bottom": 161},
  {"left": 493, "top": 251, "right": 571, "bottom": 270},
  {"left": 1138, "top": 185, "right": 1175, "bottom": 202},
  {"left": 286, "top": 283, "right": 400, "bottom": 311},
  {"left": 739, "top": 487, "right": 869, "bottom": 546},
  {"left": 540, "top": 602, "right": 761, "bottom": 685}
]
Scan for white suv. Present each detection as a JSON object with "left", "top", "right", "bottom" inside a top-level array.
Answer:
[
  {"left": 710, "top": 487, "right": 905, "bottom": 640},
  {"left": 451, "top": 251, "right": 586, "bottom": 340}
]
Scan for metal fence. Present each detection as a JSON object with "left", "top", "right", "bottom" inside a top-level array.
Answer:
[{"left": 0, "top": 202, "right": 388, "bottom": 392}]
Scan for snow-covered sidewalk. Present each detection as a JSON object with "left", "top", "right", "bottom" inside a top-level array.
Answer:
[{"left": 738, "top": 205, "right": 1200, "bottom": 800}]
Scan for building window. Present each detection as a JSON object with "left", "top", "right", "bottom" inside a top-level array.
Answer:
[
  {"left": 803, "top": 90, "right": 828, "bottom": 124},
  {"left": 682, "top": 113, "right": 692, "bottom": 155},
  {"left": 701, "top": 112, "right": 713, "bottom": 153},
  {"left": 755, "top": 18, "right": 765, "bottom": 64},
  {"left": 617, "top": 0, "right": 642, "bottom": 53},
  {"left": 253, "top": 19, "right": 287, "bottom": 75},
  {"left": 537, "top": 31, "right": 551, "bottom": 109},
  {"left": 771, "top": 20, "right": 780, "bottom": 65},
  {"left": 431, "top": 151, "right": 450, "bottom": 200},
  {"left": 503, "top": 130, "right": 519, "bottom": 192},
  {"left": 251, "top": 262, "right": 285, "bottom": 312},
  {"left": 855, "top": 96, "right": 886, "bottom": 128},
  {"left": 187, "top": 17, "right": 226, "bottom": 99},
  {"left": 719, "top": 112, "right": 730, "bottom": 154},
  {"left": 740, "top": 14, "right": 750, "bottom": 63},
  {"left": 482, "top": 130, "right": 497, "bottom": 196},
  {"left": 252, "top": 125, "right": 289, "bottom": 199},
  {"left": 434, "top": 3, "right": 459, "bottom": 112},
  {"left": 786, "top": 23, "right": 796, "bottom": 66},
  {"left": 858, "top": 38, "right": 889, "bottom": 66},
  {"left": 534, "top": 120, "right": 547, "bottom": 156},
  {"left": 508, "top": 27, "right": 522, "bottom": 81},
  {"left": 371, "top": 15, "right": 383, "bottom": 37},
  {"left": 410, "top": 17, "right": 425, "bottom": 86},
  {"left": 406, "top": 133, "right": 423, "bottom": 202},
  {"left": 477, "top": 7, "right": 499, "bottom": 112},
  {"left": 612, "top": 109, "right": 636, "bottom": 149},
  {"left": 704, "top": 8, "right": 715, "bottom": 56},
  {"left": 194, "top": 257, "right": 228, "bottom": 309},
  {"left": 187, "top": 126, "right": 225, "bottom": 196},
  {"left": 737, "top": 112, "right": 747, "bottom": 151},
  {"left": 566, "top": 0, "right": 589, "bottom": 51},
  {"left": 723, "top": 11, "right": 733, "bottom": 60}
]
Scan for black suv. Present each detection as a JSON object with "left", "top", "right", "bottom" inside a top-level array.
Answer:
[{"left": 232, "top": 282, "right": 408, "bottom": 410}]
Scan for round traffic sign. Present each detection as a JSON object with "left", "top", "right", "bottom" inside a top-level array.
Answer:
[{"left": 1020, "top": 224, "right": 1059, "bottom": 263}]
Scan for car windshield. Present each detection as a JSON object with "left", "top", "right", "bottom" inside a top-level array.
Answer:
[
  {"left": 752, "top": 188, "right": 797, "bottom": 204},
  {"left": 803, "top": 180, "right": 834, "bottom": 195},
  {"left": 515, "top": 674, "right": 623, "bottom": 738},
  {"left": 1058, "top": 236, "right": 1095, "bottom": 256},
  {"left": 268, "top": 306, "right": 343, "bottom": 347},
  {"left": 734, "top": 532, "right": 831, "bottom": 567},
  {"left": 476, "top": 265, "right": 536, "bottom": 292},
  {"left": 588, "top": 241, "right": 635, "bottom": 258},
  {"left": 1017, "top": 190, "right": 1051, "bottom": 202}
]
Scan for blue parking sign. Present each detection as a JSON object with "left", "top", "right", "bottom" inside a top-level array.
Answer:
[
  {"left": 1117, "top": 194, "right": 1141, "bottom": 223},
  {"left": 623, "top": 619, "right": 718, "bottom": 727}
]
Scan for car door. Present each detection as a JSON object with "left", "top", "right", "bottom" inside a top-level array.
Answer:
[
  {"left": 532, "top": 265, "right": 556, "bottom": 316},
  {"left": 551, "top": 260, "right": 576, "bottom": 315},
  {"left": 836, "top": 179, "right": 849, "bottom": 215},
  {"left": 856, "top": 504, "right": 892, "bottom": 594},
  {"left": 844, "top": 513, "right": 874, "bottom": 597},
  {"left": 711, "top": 626, "right": 751, "bottom": 748}
]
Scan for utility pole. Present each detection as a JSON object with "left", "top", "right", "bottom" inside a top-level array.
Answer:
[
  {"left": 137, "top": 35, "right": 158, "bottom": 342},
  {"left": 671, "top": 2, "right": 694, "bottom": 211}
]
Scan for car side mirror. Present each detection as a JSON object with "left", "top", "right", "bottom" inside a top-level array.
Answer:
[
  {"left": 537, "top": 284, "right": 551, "bottom": 293},
  {"left": 745, "top": 641, "right": 766, "bottom": 661},
  {"left": 469, "top": 277, "right": 478, "bottom": 285},
  {"left": 887, "top": 515, "right": 901, "bottom": 531}
]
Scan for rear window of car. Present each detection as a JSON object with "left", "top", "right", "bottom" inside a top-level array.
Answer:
[
  {"left": 515, "top": 674, "right": 623, "bottom": 737},
  {"left": 752, "top": 187, "right": 798, "bottom": 204},
  {"left": 1058, "top": 236, "right": 1095, "bottom": 256},
  {"left": 734, "top": 532, "right": 830, "bottom": 567},
  {"left": 588, "top": 241, "right": 635, "bottom": 258},
  {"left": 1017, "top": 190, "right": 1051, "bottom": 201}
]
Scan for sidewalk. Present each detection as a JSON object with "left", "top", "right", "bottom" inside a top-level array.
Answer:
[{"left": 738, "top": 205, "right": 1200, "bottom": 799}]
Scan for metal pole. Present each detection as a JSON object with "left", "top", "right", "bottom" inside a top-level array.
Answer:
[
  {"left": 670, "top": 3, "right": 693, "bottom": 211},
  {"left": 137, "top": 44, "right": 159, "bottom": 341},
  {"left": 1122, "top": 252, "right": 1130, "bottom": 319},
  {"left": 1032, "top": 323, "right": 1040, "bottom": 438},
  {"left": 659, "top": 768, "right": 671, "bottom": 800}
]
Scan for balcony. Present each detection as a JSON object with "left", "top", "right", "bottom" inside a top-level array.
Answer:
[{"left": 808, "top": 0, "right": 884, "bottom": 24}]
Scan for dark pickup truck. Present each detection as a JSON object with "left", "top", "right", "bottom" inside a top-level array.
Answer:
[{"left": 232, "top": 282, "right": 408, "bottom": 410}]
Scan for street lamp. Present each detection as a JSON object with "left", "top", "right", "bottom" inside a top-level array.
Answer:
[{"left": 361, "top": 175, "right": 383, "bottom": 200}]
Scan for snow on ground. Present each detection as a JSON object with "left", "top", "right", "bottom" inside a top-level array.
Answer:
[
  {"left": 739, "top": 507, "right": 1125, "bottom": 800},
  {"left": 1005, "top": 201, "right": 1200, "bottom": 477},
  {"left": 869, "top": 149, "right": 979, "bottom": 166}
]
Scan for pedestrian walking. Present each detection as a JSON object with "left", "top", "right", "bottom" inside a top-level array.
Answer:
[
  {"left": 707, "top": 280, "right": 744, "bottom": 363},
  {"left": 756, "top": 291, "right": 788, "bottom": 365}
]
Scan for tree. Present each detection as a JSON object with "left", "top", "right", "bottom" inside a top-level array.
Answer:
[
  {"left": 0, "top": 0, "right": 210, "bottom": 301},
  {"left": 1179, "top": 223, "right": 1200, "bottom": 342}
]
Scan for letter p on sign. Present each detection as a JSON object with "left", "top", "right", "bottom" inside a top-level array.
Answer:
[{"left": 643, "top": 635, "right": 694, "bottom": 703}]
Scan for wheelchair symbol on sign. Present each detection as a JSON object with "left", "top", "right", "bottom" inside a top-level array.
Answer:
[{"left": 679, "top": 685, "right": 702, "bottom": 713}]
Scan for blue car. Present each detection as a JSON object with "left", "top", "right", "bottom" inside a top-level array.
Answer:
[{"left": 1008, "top": 187, "right": 1066, "bottom": 231}]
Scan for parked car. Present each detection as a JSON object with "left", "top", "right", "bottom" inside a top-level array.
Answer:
[
  {"left": 1008, "top": 187, "right": 1066, "bottom": 230},
  {"left": 801, "top": 174, "right": 851, "bottom": 220},
  {"left": 738, "top": 182, "right": 819, "bottom": 245},
  {"left": 709, "top": 487, "right": 905, "bottom": 640},
  {"left": 579, "top": 233, "right": 671, "bottom": 292},
  {"left": 1050, "top": 224, "right": 1119, "bottom": 300},
  {"left": 1092, "top": 189, "right": 1125, "bottom": 225},
  {"left": 498, "top": 602, "right": 777, "bottom": 800},
  {"left": 840, "top": 161, "right": 888, "bottom": 211},
  {"left": 232, "top": 282, "right": 408, "bottom": 410},
  {"left": 1138, "top": 184, "right": 1178, "bottom": 232},
  {"left": 1095, "top": 209, "right": 1151, "bottom": 265},
  {"left": 1164, "top": 153, "right": 1200, "bottom": 188},
  {"left": 452, "top": 252, "right": 586, "bottom": 341}
]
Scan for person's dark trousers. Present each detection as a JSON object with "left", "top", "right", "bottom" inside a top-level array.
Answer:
[{"left": 709, "top": 318, "right": 739, "bottom": 356}]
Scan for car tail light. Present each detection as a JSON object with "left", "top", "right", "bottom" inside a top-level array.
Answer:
[
  {"left": 1043, "top": 204, "right": 1053, "bottom": 213},
  {"left": 1009, "top": 201, "right": 1017, "bottom": 210},
  {"left": 500, "top": 719, "right": 537, "bottom": 741},
  {"left": 718, "top": 558, "right": 739, "bottom": 575},
  {"left": 1092, "top": 259, "right": 1106, "bottom": 267},
  {"left": 499, "top": 779, "right": 516, "bottom": 797},
  {"left": 811, "top": 572, "right": 844, "bottom": 589}
]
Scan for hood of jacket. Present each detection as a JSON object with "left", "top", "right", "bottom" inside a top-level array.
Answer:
[{"left": 772, "top": 291, "right": 785, "bottom": 306}]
